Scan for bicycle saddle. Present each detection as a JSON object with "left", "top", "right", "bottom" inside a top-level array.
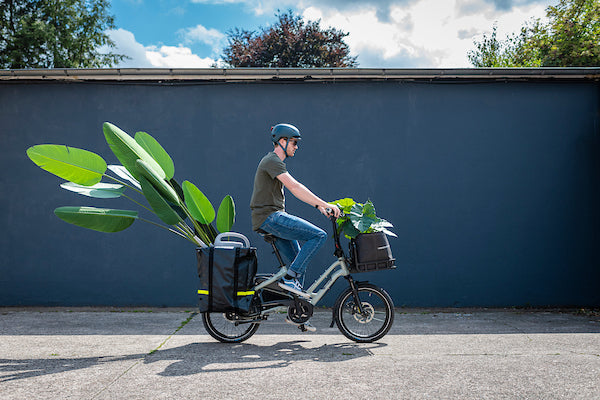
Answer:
[{"left": 256, "top": 229, "right": 278, "bottom": 244}]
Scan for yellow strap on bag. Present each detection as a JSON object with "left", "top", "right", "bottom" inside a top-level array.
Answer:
[{"left": 198, "top": 289, "right": 254, "bottom": 296}]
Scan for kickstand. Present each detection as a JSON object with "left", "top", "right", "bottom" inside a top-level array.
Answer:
[{"left": 299, "top": 324, "right": 308, "bottom": 332}]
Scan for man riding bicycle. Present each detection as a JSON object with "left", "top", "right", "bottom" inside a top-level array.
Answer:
[{"left": 250, "top": 123, "right": 341, "bottom": 306}]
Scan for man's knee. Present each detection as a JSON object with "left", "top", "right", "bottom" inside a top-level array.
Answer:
[{"left": 316, "top": 229, "right": 327, "bottom": 243}]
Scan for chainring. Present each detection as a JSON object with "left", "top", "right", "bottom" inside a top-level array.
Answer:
[{"left": 287, "top": 298, "right": 314, "bottom": 324}]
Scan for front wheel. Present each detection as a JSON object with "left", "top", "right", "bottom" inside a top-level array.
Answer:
[
  {"left": 202, "top": 312, "right": 260, "bottom": 343},
  {"left": 333, "top": 282, "right": 394, "bottom": 343}
]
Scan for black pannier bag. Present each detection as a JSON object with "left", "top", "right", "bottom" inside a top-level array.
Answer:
[
  {"left": 349, "top": 231, "right": 396, "bottom": 273},
  {"left": 197, "top": 246, "right": 258, "bottom": 313}
]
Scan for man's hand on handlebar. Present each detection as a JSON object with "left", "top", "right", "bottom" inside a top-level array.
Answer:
[{"left": 319, "top": 204, "right": 341, "bottom": 218}]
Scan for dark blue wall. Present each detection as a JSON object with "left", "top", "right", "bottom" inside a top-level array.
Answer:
[{"left": 1, "top": 76, "right": 599, "bottom": 307}]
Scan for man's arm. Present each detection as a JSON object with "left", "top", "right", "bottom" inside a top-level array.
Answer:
[{"left": 277, "top": 172, "right": 341, "bottom": 217}]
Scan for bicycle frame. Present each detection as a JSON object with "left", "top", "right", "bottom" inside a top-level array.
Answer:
[
  {"left": 252, "top": 214, "right": 355, "bottom": 307},
  {"left": 253, "top": 256, "right": 350, "bottom": 306}
]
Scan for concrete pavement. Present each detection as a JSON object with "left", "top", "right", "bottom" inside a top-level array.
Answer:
[{"left": 0, "top": 308, "right": 599, "bottom": 399}]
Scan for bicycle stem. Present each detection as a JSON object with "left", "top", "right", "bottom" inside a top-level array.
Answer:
[{"left": 329, "top": 215, "right": 345, "bottom": 258}]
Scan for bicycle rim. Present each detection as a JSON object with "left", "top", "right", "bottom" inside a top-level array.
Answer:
[
  {"left": 334, "top": 284, "right": 394, "bottom": 343},
  {"left": 202, "top": 312, "right": 260, "bottom": 343}
]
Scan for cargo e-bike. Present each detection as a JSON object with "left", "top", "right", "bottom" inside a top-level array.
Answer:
[{"left": 202, "top": 213, "right": 395, "bottom": 343}]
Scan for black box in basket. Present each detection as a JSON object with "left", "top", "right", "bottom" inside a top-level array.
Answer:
[{"left": 350, "top": 231, "right": 396, "bottom": 273}]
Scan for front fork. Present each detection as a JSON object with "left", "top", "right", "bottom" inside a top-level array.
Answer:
[{"left": 330, "top": 275, "right": 365, "bottom": 327}]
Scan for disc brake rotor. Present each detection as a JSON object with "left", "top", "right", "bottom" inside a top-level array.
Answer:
[{"left": 351, "top": 302, "right": 375, "bottom": 324}]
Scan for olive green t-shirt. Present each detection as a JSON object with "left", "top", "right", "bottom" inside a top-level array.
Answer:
[{"left": 250, "top": 152, "right": 287, "bottom": 230}]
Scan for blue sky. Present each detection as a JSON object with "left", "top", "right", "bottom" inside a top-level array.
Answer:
[{"left": 107, "top": 0, "right": 553, "bottom": 68}]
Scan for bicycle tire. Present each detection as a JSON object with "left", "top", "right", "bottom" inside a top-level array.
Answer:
[
  {"left": 202, "top": 312, "right": 260, "bottom": 343},
  {"left": 333, "top": 282, "right": 394, "bottom": 343}
]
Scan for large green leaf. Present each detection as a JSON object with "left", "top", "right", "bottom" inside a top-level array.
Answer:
[
  {"left": 167, "top": 179, "right": 188, "bottom": 220},
  {"left": 54, "top": 206, "right": 137, "bottom": 232},
  {"left": 60, "top": 182, "right": 126, "bottom": 199},
  {"left": 339, "top": 218, "right": 361, "bottom": 239},
  {"left": 216, "top": 195, "right": 235, "bottom": 233},
  {"left": 103, "top": 122, "right": 165, "bottom": 180},
  {"left": 26, "top": 144, "right": 107, "bottom": 186},
  {"left": 349, "top": 203, "right": 378, "bottom": 233},
  {"left": 136, "top": 159, "right": 180, "bottom": 204},
  {"left": 182, "top": 181, "right": 215, "bottom": 224},
  {"left": 139, "top": 176, "right": 182, "bottom": 225},
  {"left": 331, "top": 197, "right": 356, "bottom": 214},
  {"left": 107, "top": 165, "right": 141, "bottom": 189},
  {"left": 135, "top": 131, "right": 175, "bottom": 180}
]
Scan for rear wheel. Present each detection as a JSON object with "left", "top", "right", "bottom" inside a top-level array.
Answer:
[
  {"left": 333, "top": 282, "right": 394, "bottom": 343},
  {"left": 202, "top": 312, "right": 260, "bottom": 343}
]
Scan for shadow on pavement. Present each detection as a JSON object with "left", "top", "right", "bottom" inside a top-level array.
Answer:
[
  {"left": 0, "top": 340, "right": 384, "bottom": 381},
  {"left": 147, "top": 340, "right": 385, "bottom": 375},
  {"left": 0, "top": 354, "right": 142, "bottom": 382}
]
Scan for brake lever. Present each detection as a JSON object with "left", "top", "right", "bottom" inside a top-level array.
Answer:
[
  {"left": 325, "top": 208, "right": 345, "bottom": 221},
  {"left": 324, "top": 207, "right": 336, "bottom": 219}
]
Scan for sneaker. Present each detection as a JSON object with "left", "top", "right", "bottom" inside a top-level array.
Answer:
[
  {"left": 278, "top": 278, "right": 310, "bottom": 298},
  {"left": 285, "top": 317, "right": 317, "bottom": 332}
]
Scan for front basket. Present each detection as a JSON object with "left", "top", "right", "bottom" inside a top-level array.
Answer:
[{"left": 349, "top": 231, "right": 396, "bottom": 273}]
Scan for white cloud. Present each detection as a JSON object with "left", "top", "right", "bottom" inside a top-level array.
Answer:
[
  {"left": 302, "top": 0, "right": 549, "bottom": 67},
  {"left": 179, "top": 24, "right": 226, "bottom": 55},
  {"left": 107, "top": 28, "right": 217, "bottom": 68},
  {"left": 106, "top": 28, "right": 154, "bottom": 67},
  {"left": 146, "top": 45, "right": 215, "bottom": 67}
]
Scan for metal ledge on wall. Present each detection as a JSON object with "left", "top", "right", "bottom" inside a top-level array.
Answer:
[{"left": 1, "top": 67, "right": 600, "bottom": 82}]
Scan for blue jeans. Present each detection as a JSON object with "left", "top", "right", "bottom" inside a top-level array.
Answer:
[{"left": 259, "top": 211, "right": 327, "bottom": 279}]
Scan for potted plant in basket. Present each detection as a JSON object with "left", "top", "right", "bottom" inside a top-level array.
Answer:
[
  {"left": 329, "top": 198, "right": 396, "bottom": 272},
  {"left": 329, "top": 198, "right": 396, "bottom": 239}
]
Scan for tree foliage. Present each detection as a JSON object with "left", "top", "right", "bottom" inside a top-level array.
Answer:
[
  {"left": 0, "top": 0, "right": 126, "bottom": 69},
  {"left": 221, "top": 10, "right": 358, "bottom": 68},
  {"left": 468, "top": 0, "right": 600, "bottom": 67}
]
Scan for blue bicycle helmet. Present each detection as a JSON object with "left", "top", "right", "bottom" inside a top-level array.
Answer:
[
  {"left": 271, "top": 123, "right": 301, "bottom": 143},
  {"left": 271, "top": 123, "right": 301, "bottom": 158}
]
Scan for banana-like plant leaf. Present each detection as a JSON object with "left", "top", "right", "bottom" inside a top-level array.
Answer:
[
  {"left": 103, "top": 122, "right": 165, "bottom": 180},
  {"left": 60, "top": 182, "right": 126, "bottom": 199},
  {"left": 138, "top": 176, "right": 182, "bottom": 225},
  {"left": 135, "top": 131, "right": 175, "bottom": 180},
  {"left": 182, "top": 181, "right": 215, "bottom": 224},
  {"left": 136, "top": 159, "right": 180, "bottom": 204},
  {"left": 216, "top": 195, "right": 235, "bottom": 233},
  {"left": 107, "top": 165, "right": 141, "bottom": 189},
  {"left": 170, "top": 178, "right": 184, "bottom": 199},
  {"left": 54, "top": 206, "right": 137, "bottom": 232},
  {"left": 167, "top": 179, "right": 188, "bottom": 220},
  {"left": 26, "top": 144, "right": 106, "bottom": 186}
]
